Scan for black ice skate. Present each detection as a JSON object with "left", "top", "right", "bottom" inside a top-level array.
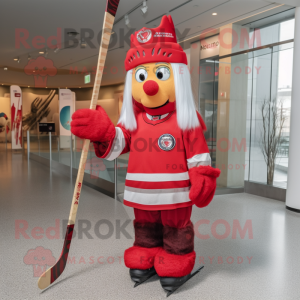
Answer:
[
  {"left": 159, "top": 266, "right": 204, "bottom": 297},
  {"left": 130, "top": 267, "right": 157, "bottom": 287}
]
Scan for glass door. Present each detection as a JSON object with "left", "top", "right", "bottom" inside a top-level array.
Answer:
[
  {"left": 248, "top": 48, "right": 273, "bottom": 184},
  {"left": 200, "top": 53, "right": 253, "bottom": 190},
  {"left": 199, "top": 58, "right": 218, "bottom": 167}
]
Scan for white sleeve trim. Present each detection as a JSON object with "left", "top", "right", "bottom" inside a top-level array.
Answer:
[
  {"left": 104, "top": 127, "right": 125, "bottom": 161},
  {"left": 187, "top": 153, "right": 211, "bottom": 169}
]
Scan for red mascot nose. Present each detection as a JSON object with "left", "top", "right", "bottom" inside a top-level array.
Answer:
[{"left": 143, "top": 80, "right": 159, "bottom": 96}]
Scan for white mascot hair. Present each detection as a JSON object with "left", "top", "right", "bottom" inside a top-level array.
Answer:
[{"left": 118, "top": 63, "right": 200, "bottom": 131}]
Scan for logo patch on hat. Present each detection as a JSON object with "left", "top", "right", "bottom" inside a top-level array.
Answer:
[
  {"left": 137, "top": 29, "right": 152, "bottom": 43},
  {"left": 158, "top": 134, "right": 176, "bottom": 151}
]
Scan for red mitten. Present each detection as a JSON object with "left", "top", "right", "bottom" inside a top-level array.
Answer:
[
  {"left": 189, "top": 166, "right": 221, "bottom": 208},
  {"left": 71, "top": 105, "right": 115, "bottom": 142}
]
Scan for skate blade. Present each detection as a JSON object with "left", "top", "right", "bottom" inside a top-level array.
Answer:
[
  {"left": 133, "top": 272, "right": 157, "bottom": 288},
  {"left": 165, "top": 266, "right": 204, "bottom": 297}
]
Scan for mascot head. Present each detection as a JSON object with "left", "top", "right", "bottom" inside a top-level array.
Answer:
[{"left": 118, "top": 15, "right": 199, "bottom": 131}]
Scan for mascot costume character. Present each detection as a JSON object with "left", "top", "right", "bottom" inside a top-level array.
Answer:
[{"left": 71, "top": 15, "right": 220, "bottom": 295}]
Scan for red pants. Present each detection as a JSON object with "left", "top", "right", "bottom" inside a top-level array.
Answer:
[
  {"left": 133, "top": 206, "right": 194, "bottom": 255},
  {"left": 134, "top": 206, "right": 192, "bottom": 228},
  {"left": 124, "top": 206, "right": 196, "bottom": 277}
]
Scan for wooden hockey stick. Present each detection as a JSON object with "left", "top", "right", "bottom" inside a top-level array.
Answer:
[{"left": 38, "top": 0, "right": 120, "bottom": 290}]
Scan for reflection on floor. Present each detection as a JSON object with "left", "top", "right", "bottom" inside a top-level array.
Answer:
[
  {"left": 1, "top": 150, "right": 299, "bottom": 300},
  {"left": 0, "top": 142, "right": 11, "bottom": 150},
  {"left": 273, "top": 168, "right": 288, "bottom": 189}
]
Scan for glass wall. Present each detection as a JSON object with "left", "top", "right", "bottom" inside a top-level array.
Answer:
[
  {"left": 28, "top": 133, "right": 115, "bottom": 196},
  {"left": 272, "top": 36, "right": 294, "bottom": 188},
  {"left": 199, "top": 21, "right": 294, "bottom": 190},
  {"left": 199, "top": 59, "right": 218, "bottom": 167},
  {"left": 254, "top": 19, "right": 295, "bottom": 48},
  {"left": 247, "top": 48, "right": 272, "bottom": 185},
  {"left": 250, "top": 43, "right": 293, "bottom": 188}
]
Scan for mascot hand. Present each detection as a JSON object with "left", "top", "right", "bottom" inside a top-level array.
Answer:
[
  {"left": 189, "top": 166, "right": 221, "bottom": 208},
  {"left": 71, "top": 105, "right": 115, "bottom": 142}
]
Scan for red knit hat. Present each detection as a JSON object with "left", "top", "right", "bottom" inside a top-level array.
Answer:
[{"left": 125, "top": 15, "right": 187, "bottom": 71}]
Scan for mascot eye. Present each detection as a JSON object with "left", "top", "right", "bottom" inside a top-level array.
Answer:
[
  {"left": 156, "top": 67, "right": 170, "bottom": 81},
  {"left": 135, "top": 69, "right": 148, "bottom": 82},
  {"left": 43, "top": 67, "right": 47, "bottom": 71}
]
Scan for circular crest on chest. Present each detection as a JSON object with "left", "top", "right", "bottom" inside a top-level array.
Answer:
[{"left": 158, "top": 133, "right": 176, "bottom": 151}]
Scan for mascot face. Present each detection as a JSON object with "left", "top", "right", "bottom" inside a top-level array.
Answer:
[{"left": 132, "top": 62, "right": 176, "bottom": 108}]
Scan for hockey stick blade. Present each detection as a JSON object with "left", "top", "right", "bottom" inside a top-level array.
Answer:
[
  {"left": 37, "top": 0, "right": 121, "bottom": 290},
  {"left": 38, "top": 225, "right": 74, "bottom": 289}
]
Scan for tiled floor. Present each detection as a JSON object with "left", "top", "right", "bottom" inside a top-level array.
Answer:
[{"left": 1, "top": 150, "right": 300, "bottom": 300}]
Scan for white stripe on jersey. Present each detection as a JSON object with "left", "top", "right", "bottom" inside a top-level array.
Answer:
[
  {"left": 126, "top": 172, "right": 190, "bottom": 182},
  {"left": 187, "top": 153, "right": 211, "bottom": 169},
  {"left": 125, "top": 186, "right": 190, "bottom": 194},
  {"left": 104, "top": 127, "right": 125, "bottom": 161},
  {"left": 124, "top": 189, "right": 191, "bottom": 205}
]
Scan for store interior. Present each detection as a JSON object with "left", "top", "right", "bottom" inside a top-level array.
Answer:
[
  {"left": 2, "top": 1, "right": 300, "bottom": 299},
  {"left": 0, "top": 2, "right": 297, "bottom": 200}
]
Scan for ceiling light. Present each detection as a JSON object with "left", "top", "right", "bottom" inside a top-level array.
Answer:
[
  {"left": 4, "top": 67, "right": 8, "bottom": 71},
  {"left": 212, "top": 12, "right": 217, "bottom": 16},
  {"left": 39, "top": 51, "right": 44, "bottom": 54},
  {"left": 14, "top": 58, "right": 18, "bottom": 61},
  {"left": 80, "top": 39, "right": 86, "bottom": 48},
  {"left": 28, "top": 86, "right": 30, "bottom": 87},
  {"left": 140, "top": 0, "right": 148, "bottom": 15},
  {"left": 125, "top": 14, "right": 131, "bottom": 28},
  {"left": 54, "top": 47, "right": 59, "bottom": 53}
]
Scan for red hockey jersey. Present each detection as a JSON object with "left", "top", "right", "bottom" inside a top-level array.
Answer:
[{"left": 97, "top": 111, "right": 211, "bottom": 210}]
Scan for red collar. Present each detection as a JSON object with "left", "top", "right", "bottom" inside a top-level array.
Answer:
[{"left": 133, "top": 99, "right": 176, "bottom": 115}]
